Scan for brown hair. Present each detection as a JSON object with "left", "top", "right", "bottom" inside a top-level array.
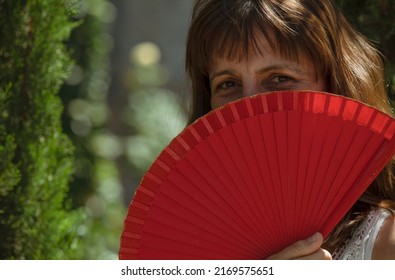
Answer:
[{"left": 185, "top": 0, "right": 395, "bottom": 252}]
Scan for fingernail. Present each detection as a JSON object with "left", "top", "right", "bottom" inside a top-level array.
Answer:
[{"left": 307, "top": 232, "right": 320, "bottom": 244}]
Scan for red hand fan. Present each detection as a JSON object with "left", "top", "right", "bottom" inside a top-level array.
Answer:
[{"left": 119, "top": 90, "right": 395, "bottom": 260}]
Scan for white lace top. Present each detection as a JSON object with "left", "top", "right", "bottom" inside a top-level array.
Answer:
[{"left": 332, "top": 208, "right": 390, "bottom": 260}]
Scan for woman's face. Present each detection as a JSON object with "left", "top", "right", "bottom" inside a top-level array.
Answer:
[{"left": 208, "top": 33, "right": 327, "bottom": 109}]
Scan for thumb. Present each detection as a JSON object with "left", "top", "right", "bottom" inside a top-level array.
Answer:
[{"left": 267, "top": 232, "right": 324, "bottom": 260}]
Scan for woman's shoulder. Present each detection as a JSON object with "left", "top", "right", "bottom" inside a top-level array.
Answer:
[{"left": 373, "top": 210, "right": 395, "bottom": 259}]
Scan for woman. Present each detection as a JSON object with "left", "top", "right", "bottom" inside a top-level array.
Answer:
[{"left": 185, "top": 0, "right": 395, "bottom": 259}]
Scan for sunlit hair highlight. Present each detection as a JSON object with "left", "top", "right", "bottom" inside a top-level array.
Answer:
[
  {"left": 185, "top": 0, "right": 395, "bottom": 253},
  {"left": 186, "top": 0, "right": 392, "bottom": 122}
]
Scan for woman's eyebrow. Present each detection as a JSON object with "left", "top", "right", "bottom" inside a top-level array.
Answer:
[
  {"left": 209, "top": 69, "right": 237, "bottom": 83},
  {"left": 209, "top": 64, "right": 308, "bottom": 83},
  {"left": 256, "top": 64, "right": 306, "bottom": 75}
]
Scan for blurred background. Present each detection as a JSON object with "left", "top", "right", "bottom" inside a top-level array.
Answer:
[
  {"left": 1, "top": 0, "right": 394, "bottom": 260},
  {"left": 60, "top": 0, "right": 194, "bottom": 259},
  {"left": 62, "top": 0, "right": 395, "bottom": 259}
]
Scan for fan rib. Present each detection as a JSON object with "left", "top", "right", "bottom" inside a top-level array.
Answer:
[
  {"left": 120, "top": 90, "right": 395, "bottom": 260},
  {"left": 202, "top": 116, "right": 214, "bottom": 134},
  {"left": 302, "top": 115, "right": 342, "bottom": 232},
  {"left": 369, "top": 110, "right": 389, "bottom": 134},
  {"left": 258, "top": 113, "right": 287, "bottom": 244},
  {"left": 140, "top": 196, "right": 255, "bottom": 257},
  {"left": 245, "top": 116, "right": 284, "bottom": 250},
  {"left": 294, "top": 112, "right": 318, "bottom": 238},
  {"left": 322, "top": 135, "right": 395, "bottom": 236},
  {"left": 317, "top": 132, "right": 385, "bottom": 234},
  {"left": 230, "top": 103, "right": 241, "bottom": 121},
  {"left": 121, "top": 232, "right": 141, "bottom": 251},
  {"left": 214, "top": 108, "right": 265, "bottom": 229},
  {"left": 140, "top": 206, "right": 257, "bottom": 259},
  {"left": 139, "top": 230, "right": 257, "bottom": 259},
  {"left": 215, "top": 125, "right": 270, "bottom": 241},
  {"left": 170, "top": 154, "right": 261, "bottom": 250},
  {"left": 189, "top": 126, "right": 203, "bottom": 143},
  {"left": 172, "top": 137, "right": 268, "bottom": 252},
  {"left": 302, "top": 119, "right": 355, "bottom": 235},
  {"left": 287, "top": 111, "right": 302, "bottom": 240},
  {"left": 164, "top": 146, "right": 181, "bottom": 161},
  {"left": 215, "top": 110, "right": 227, "bottom": 127},
  {"left": 230, "top": 118, "right": 276, "bottom": 240},
  {"left": 300, "top": 116, "right": 333, "bottom": 233},
  {"left": 385, "top": 122, "right": 395, "bottom": 140},
  {"left": 309, "top": 99, "right": 393, "bottom": 234},
  {"left": 133, "top": 186, "right": 156, "bottom": 205},
  {"left": 194, "top": 135, "right": 264, "bottom": 240},
  {"left": 310, "top": 126, "right": 366, "bottom": 233},
  {"left": 245, "top": 97, "right": 254, "bottom": 116},
  {"left": 262, "top": 92, "right": 296, "bottom": 244},
  {"left": 220, "top": 103, "right": 284, "bottom": 252},
  {"left": 123, "top": 216, "right": 144, "bottom": 233},
  {"left": 175, "top": 136, "right": 191, "bottom": 152},
  {"left": 297, "top": 91, "right": 333, "bottom": 236},
  {"left": 273, "top": 111, "right": 289, "bottom": 243}
]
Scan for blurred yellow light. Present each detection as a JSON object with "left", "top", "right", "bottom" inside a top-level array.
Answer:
[{"left": 130, "top": 42, "right": 161, "bottom": 66}]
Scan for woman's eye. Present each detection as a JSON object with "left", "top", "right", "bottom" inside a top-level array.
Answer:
[
  {"left": 270, "top": 75, "right": 293, "bottom": 84},
  {"left": 217, "top": 80, "right": 239, "bottom": 90}
]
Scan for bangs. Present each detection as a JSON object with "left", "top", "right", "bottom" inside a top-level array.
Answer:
[
  {"left": 187, "top": 0, "right": 328, "bottom": 79},
  {"left": 211, "top": 20, "right": 306, "bottom": 65}
]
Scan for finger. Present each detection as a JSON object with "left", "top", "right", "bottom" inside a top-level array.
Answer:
[
  {"left": 294, "top": 248, "right": 332, "bottom": 260},
  {"left": 267, "top": 232, "right": 324, "bottom": 260}
]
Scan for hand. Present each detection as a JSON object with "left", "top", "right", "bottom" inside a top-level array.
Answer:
[{"left": 267, "top": 232, "right": 332, "bottom": 260}]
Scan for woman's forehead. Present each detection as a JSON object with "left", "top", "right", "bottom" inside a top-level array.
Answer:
[{"left": 210, "top": 28, "right": 303, "bottom": 65}]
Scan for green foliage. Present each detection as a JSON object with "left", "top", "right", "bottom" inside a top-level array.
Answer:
[
  {"left": 60, "top": 0, "right": 124, "bottom": 259},
  {"left": 2, "top": 0, "right": 391, "bottom": 260},
  {"left": 0, "top": 0, "right": 83, "bottom": 259},
  {"left": 0, "top": 86, "right": 20, "bottom": 198},
  {"left": 59, "top": 0, "right": 187, "bottom": 259}
]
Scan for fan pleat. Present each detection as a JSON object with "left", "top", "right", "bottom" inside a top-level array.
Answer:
[
  {"left": 308, "top": 125, "right": 362, "bottom": 233},
  {"left": 120, "top": 90, "right": 395, "bottom": 260},
  {"left": 273, "top": 112, "right": 289, "bottom": 243},
  {"left": 299, "top": 114, "right": 336, "bottom": 235},
  {"left": 284, "top": 91, "right": 303, "bottom": 240},
  {"left": 124, "top": 216, "right": 144, "bottom": 232},
  {"left": 131, "top": 182, "right": 260, "bottom": 258},
  {"left": 139, "top": 230, "right": 255, "bottom": 260},
  {"left": 257, "top": 114, "right": 287, "bottom": 245},
  {"left": 228, "top": 120, "right": 273, "bottom": 239},
  {"left": 317, "top": 134, "right": 394, "bottom": 234},
  {"left": 147, "top": 153, "right": 274, "bottom": 258},
  {"left": 286, "top": 111, "right": 302, "bottom": 241},
  {"left": 322, "top": 135, "right": 395, "bottom": 235},
  {"left": 199, "top": 132, "right": 263, "bottom": 240},
  {"left": 245, "top": 116, "right": 284, "bottom": 251},
  {"left": 317, "top": 110, "right": 375, "bottom": 224},
  {"left": 371, "top": 112, "right": 391, "bottom": 135},
  {"left": 301, "top": 115, "right": 345, "bottom": 233},
  {"left": 223, "top": 125, "right": 261, "bottom": 216},
  {"left": 170, "top": 148, "right": 260, "bottom": 250},
  {"left": 294, "top": 111, "right": 318, "bottom": 238},
  {"left": 302, "top": 118, "right": 357, "bottom": 234},
  {"left": 213, "top": 125, "right": 268, "bottom": 235},
  {"left": 141, "top": 205, "right": 256, "bottom": 259}
]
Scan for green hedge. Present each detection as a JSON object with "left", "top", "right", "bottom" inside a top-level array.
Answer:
[
  {"left": 0, "top": 0, "right": 82, "bottom": 259},
  {"left": 0, "top": 0, "right": 393, "bottom": 260}
]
